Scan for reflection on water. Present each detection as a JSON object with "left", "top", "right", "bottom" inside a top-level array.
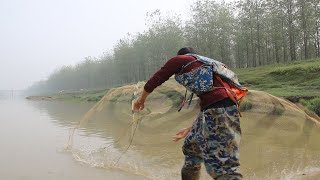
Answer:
[
  {"left": 239, "top": 91, "right": 320, "bottom": 179},
  {"left": 34, "top": 100, "right": 192, "bottom": 179},
  {"left": 0, "top": 90, "right": 22, "bottom": 100},
  {"left": 37, "top": 92, "right": 320, "bottom": 180},
  {"left": 0, "top": 93, "right": 146, "bottom": 180},
  {"left": 1, "top": 90, "right": 320, "bottom": 180}
]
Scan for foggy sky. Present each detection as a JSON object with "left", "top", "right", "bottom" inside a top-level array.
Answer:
[{"left": 0, "top": 0, "right": 228, "bottom": 90}]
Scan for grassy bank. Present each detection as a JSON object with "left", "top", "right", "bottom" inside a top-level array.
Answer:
[
  {"left": 36, "top": 83, "right": 184, "bottom": 106},
  {"left": 235, "top": 58, "right": 320, "bottom": 115},
  {"left": 234, "top": 58, "right": 320, "bottom": 97},
  {"left": 32, "top": 58, "right": 320, "bottom": 115},
  {"left": 49, "top": 89, "right": 109, "bottom": 102}
]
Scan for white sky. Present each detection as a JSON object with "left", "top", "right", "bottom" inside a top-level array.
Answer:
[{"left": 0, "top": 0, "right": 230, "bottom": 90}]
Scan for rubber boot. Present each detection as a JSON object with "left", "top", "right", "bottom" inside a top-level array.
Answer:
[{"left": 181, "top": 166, "right": 201, "bottom": 180}]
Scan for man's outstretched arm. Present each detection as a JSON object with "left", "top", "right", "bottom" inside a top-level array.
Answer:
[{"left": 132, "top": 89, "right": 150, "bottom": 112}]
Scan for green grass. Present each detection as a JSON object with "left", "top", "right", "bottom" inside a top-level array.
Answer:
[
  {"left": 239, "top": 100, "right": 253, "bottom": 112},
  {"left": 156, "top": 86, "right": 184, "bottom": 107},
  {"left": 51, "top": 84, "right": 183, "bottom": 106},
  {"left": 273, "top": 104, "right": 285, "bottom": 115},
  {"left": 52, "top": 89, "right": 109, "bottom": 102},
  {"left": 47, "top": 58, "right": 320, "bottom": 115},
  {"left": 234, "top": 58, "right": 320, "bottom": 97},
  {"left": 239, "top": 92, "right": 253, "bottom": 112},
  {"left": 234, "top": 58, "right": 320, "bottom": 115},
  {"left": 300, "top": 97, "right": 320, "bottom": 116}
]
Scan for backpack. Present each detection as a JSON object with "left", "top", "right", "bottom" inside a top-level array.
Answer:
[{"left": 175, "top": 53, "right": 248, "bottom": 112}]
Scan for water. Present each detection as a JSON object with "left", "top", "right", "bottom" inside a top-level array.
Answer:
[
  {"left": 1, "top": 90, "right": 320, "bottom": 180},
  {"left": 0, "top": 91, "right": 145, "bottom": 180}
]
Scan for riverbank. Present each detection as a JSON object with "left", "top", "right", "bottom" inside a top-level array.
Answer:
[
  {"left": 23, "top": 59, "right": 320, "bottom": 179},
  {"left": 26, "top": 58, "right": 320, "bottom": 116},
  {"left": 235, "top": 58, "right": 320, "bottom": 116},
  {"left": 26, "top": 89, "right": 109, "bottom": 102}
]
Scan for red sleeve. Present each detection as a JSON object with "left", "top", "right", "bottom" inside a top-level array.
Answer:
[{"left": 144, "top": 56, "right": 187, "bottom": 93}]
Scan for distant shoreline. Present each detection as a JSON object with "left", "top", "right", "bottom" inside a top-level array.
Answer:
[
  {"left": 26, "top": 96, "right": 56, "bottom": 101},
  {"left": 25, "top": 89, "right": 108, "bottom": 102}
]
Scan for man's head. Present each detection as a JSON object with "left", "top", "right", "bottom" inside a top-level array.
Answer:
[{"left": 177, "top": 47, "right": 196, "bottom": 55}]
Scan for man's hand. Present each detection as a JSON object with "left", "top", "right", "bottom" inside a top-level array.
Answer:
[
  {"left": 132, "top": 98, "right": 145, "bottom": 112},
  {"left": 132, "top": 89, "right": 150, "bottom": 113},
  {"left": 172, "top": 127, "right": 191, "bottom": 142}
]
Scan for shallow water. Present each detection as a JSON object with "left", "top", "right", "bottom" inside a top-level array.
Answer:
[
  {"left": 0, "top": 91, "right": 146, "bottom": 180},
  {"left": 1, "top": 90, "right": 320, "bottom": 180}
]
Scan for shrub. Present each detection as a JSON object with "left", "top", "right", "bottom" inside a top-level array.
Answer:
[
  {"left": 239, "top": 98, "right": 253, "bottom": 112},
  {"left": 306, "top": 97, "right": 320, "bottom": 116},
  {"left": 273, "top": 105, "right": 285, "bottom": 115}
]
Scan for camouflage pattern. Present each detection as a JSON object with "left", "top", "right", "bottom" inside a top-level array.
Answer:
[
  {"left": 182, "top": 105, "right": 242, "bottom": 180},
  {"left": 175, "top": 64, "right": 214, "bottom": 95},
  {"left": 188, "top": 54, "right": 244, "bottom": 89}
]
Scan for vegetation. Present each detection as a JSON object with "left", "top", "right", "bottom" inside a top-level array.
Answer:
[
  {"left": 301, "top": 97, "right": 320, "bottom": 116},
  {"left": 235, "top": 58, "right": 320, "bottom": 115},
  {"left": 50, "top": 89, "right": 109, "bottom": 102},
  {"left": 239, "top": 94, "right": 253, "bottom": 112},
  {"left": 26, "top": 0, "right": 320, "bottom": 95},
  {"left": 25, "top": 0, "right": 319, "bottom": 115},
  {"left": 42, "top": 58, "right": 320, "bottom": 115},
  {"left": 235, "top": 58, "right": 320, "bottom": 97}
]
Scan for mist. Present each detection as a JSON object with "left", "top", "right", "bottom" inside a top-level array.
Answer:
[{"left": 0, "top": 0, "right": 190, "bottom": 90}]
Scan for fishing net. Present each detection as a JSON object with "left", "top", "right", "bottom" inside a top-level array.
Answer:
[
  {"left": 64, "top": 79, "right": 320, "bottom": 179},
  {"left": 65, "top": 82, "right": 145, "bottom": 150}
]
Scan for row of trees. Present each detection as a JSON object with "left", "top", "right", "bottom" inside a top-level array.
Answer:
[{"left": 27, "top": 0, "right": 320, "bottom": 94}]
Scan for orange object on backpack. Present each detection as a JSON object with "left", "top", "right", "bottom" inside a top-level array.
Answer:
[{"left": 214, "top": 74, "right": 248, "bottom": 107}]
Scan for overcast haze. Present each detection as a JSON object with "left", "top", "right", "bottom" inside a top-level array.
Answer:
[{"left": 0, "top": 0, "right": 194, "bottom": 90}]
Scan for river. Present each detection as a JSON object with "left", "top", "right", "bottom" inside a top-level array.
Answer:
[
  {"left": 0, "top": 91, "right": 145, "bottom": 180},
  {"left": 1, "top": 90, "right": 320, "bottom": 180}
]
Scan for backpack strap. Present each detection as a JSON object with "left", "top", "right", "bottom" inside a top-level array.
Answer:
[
  {"left": 212, "top": 74, "right": 243, "bottom": 117},
  {"left": 177, "top": 60, "right": 199, "bottom": 74},
  {"left": 178, "top": 89, "right": 188, "bottom": 112},
  {"left": 178, "top": 89, "right": 194, "bottom": 112},
  {"left": 177, "top": 54, "right": 204, "bottom": 75},
  {"left": 187, "top": 93, "right": 194, "bottom": 108}
]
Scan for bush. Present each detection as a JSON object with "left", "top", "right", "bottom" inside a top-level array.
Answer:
[
  {"left": 239, "top": 98, "right": 253, "bottom": 112},
  {"left": 273, "top": 105, "right": 285, "bottom": 115},
  {"left": 306, "top": 97, "right": 320, "bottom": 116}
]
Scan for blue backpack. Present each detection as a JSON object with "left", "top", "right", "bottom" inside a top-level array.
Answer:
[{"left": 175, "top": 54, "right": 248, "bottom": 111}]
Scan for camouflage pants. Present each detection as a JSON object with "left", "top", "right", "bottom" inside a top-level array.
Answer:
[{"left": 182, "top": 105, "right": 242, "bottom": 180}]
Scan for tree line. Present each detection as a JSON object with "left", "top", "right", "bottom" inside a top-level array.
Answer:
[{"left": 27, "top": 0, "right": 320, "bottom": 94}]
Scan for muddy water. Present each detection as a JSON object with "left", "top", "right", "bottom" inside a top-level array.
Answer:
[
  {"left": 1, "top": 90, "right": 320, "bottom": 180},
  {"left": 0, "top": 91, "right": 146, "bottom": 180}
]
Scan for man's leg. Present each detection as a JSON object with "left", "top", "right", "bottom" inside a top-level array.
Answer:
[
  {"left": 197, "top": 105, "right": 242, "bottom": 179},
  {"left": 181, "top": 166, "right": 201, "bottom": 180},
  {"left": 181, "top": 114, "right": 203, "bottom": 180}
]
